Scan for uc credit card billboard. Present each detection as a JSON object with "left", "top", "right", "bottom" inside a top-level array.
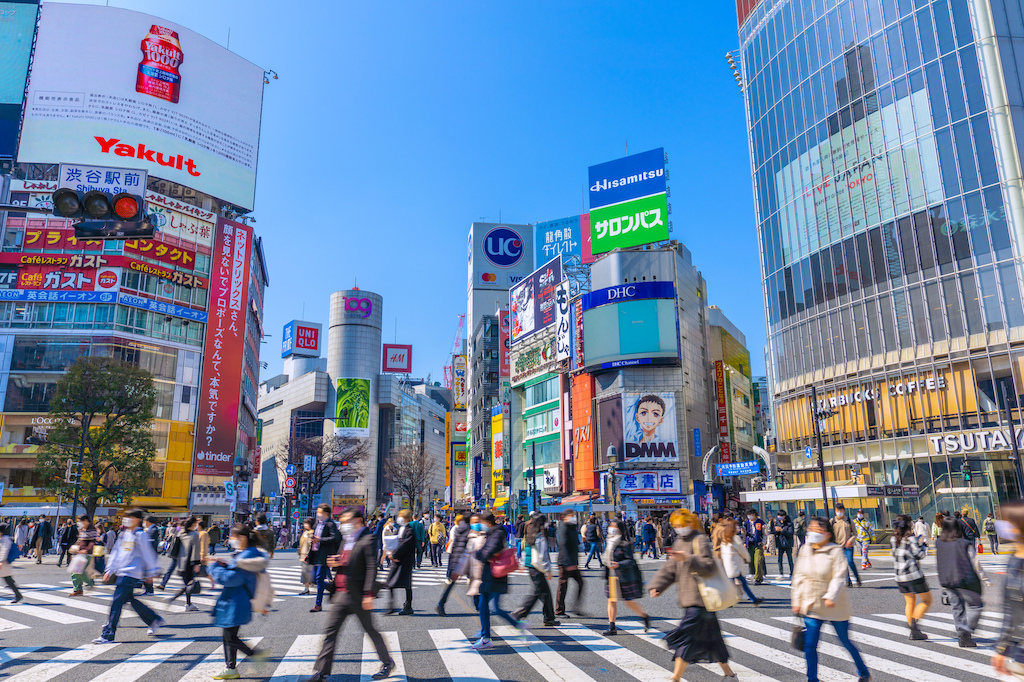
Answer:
[{"left": 18, "top": 3, "right": 265, "bottom": 210}]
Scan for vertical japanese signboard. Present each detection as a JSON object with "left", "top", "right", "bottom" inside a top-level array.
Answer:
[
  {"left": 715, "top": 360, "right": 731, "bottom": 464},
  {"left": 453, "top": 355, "right": 467, "bottom": 409},
  {"left": 555, "top": 281, "right": 571, "bottom": 361},
  {"left": 498, "top": 309, "right": 510, "bottom": 377},
  {"left": 491, "top": 410, "right": 504, "bottom": 497},
  {"left": 195, "top": 217, "right": 252, "bottom": 477}
]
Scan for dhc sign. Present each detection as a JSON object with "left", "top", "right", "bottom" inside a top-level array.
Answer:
[{"left": 581, "top": 281, "right": 675, "bottom": 311}]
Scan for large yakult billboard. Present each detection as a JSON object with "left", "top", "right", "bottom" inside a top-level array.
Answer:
[{"left": 18, "top": 3, "right": 265, "bottom": 210}]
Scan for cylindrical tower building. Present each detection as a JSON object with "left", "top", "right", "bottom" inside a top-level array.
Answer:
[
  {"left": 738, "top": 0, "right": 1024, "bottom": 522},
  {"left": 327, "top": 288, "right": 383, "bottom": 507}
]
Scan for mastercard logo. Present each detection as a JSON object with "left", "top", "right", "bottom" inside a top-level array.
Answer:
[
  {"left": 97, "top": 271, "right": 118, "bottom": 288},
  {"left": 481, "top": 273, "right": 497, "bottom": 282}
]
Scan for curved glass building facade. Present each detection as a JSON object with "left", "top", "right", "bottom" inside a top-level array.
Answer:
[{"left": 738, "top": 0, "right": 1024, "bottom": 523}]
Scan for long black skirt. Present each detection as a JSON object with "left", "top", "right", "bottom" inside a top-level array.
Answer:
[{"left": 663, "top": 606, "right": 730, "bottom": 664}]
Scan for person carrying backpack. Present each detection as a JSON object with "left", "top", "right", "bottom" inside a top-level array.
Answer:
[
  {"left": 584, "top": 515, "right": 604, "bottom": 569},
  {"left": 984, "top": 512, "right": 999, "bottom": 554},
  {"left": 205, "top": 523, "right": 270, "bottom": 680}
]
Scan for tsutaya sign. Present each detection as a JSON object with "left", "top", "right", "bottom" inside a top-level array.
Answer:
[
  {"left": 815, "top": 375, "right": 947, "bottom": 410},
  {"left": 929, "top": 428, "right": 1024, "bottom": 455}
]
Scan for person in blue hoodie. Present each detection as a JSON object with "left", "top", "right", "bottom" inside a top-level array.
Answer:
[
  {"left": 205, "top": 523, "right": 270, "bottom": 680},
  {"left": 92, "top": 509, "right": 165, "bottom": 644}
]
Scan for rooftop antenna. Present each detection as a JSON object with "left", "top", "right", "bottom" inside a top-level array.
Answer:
[
  {"left": 499, "top": 210, "right": 502, "bottom": 222},
  {"left": 626, "top": 139, "right": 629, "bottom": 155},
  {"left": 227, "top": 27, "right": 231, "bottom": 50}
]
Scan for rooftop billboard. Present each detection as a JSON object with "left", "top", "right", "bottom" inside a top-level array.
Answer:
[
  {"left": 509, "top": 256, "right": 561, "bottom": 346},
  {"left": 0, "top": 0, "right": 39, "bottom": 157},
  {"left": 18, "top": 3, "right": 265, "bottom": 210},
  {"left": 588, "top": 147, "right": 665, "bottom": 210}
]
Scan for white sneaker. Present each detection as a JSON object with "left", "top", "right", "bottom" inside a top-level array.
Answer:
[
  {"left": 470, "top": 637, "right": 493, "bottom": 650},
  {"left": 92, "top": 636, "right": 113, "bottom": 644},
  {"left": 185, "top": 604, "right": 199, "bottom": 612},
  {"left": 147, "top": 617, "right": 167, "bottom": 636},
  {"left": 722, "top": 676, "right": 739, "bottom": 682}
]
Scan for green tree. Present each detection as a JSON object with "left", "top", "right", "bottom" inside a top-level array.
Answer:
[{"left": 34, "top": 356, "right": 158, "bottom": 517}]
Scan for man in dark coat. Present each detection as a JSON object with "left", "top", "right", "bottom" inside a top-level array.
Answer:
[
  {"left": 56, "top": 519, "right": 78, "bottom": 567},
  {"left": 384, "top": 510, "right": 415, "bottom": 615},
  {"left": 207, "top": 523, "right": 221, "bottom": 555},
  {"left": 436, "top": 514, "right": 471, "bottom": 616},
  {"left": 555, "top": 510, "right": 584, "bottom": 617},
  {"left": 304, "top": 507, "right": 394, "bottom": 682},
  {"left": 308, "top": 503, "right": 341, "bottom": 613},
  {"left": 30, "top": 514, "right": 54, "bottom": 564},
  {"left": 771, "top": 509, "right": 795, "bottom": 577}
]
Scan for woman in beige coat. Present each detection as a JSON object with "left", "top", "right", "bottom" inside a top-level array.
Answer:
[
  {"left": 649, "top": 510, "right": 737, "bottom": 682},
  {"left": 791, "top": 517, "right": 870, "bottom": 682},
  {"left": 297, "top": 518, "right": 314, "bottom": 595}
]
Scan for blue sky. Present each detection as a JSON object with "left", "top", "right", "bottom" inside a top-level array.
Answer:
[{"left": 67, "top": 0, "right": 764, "bottom": 380}]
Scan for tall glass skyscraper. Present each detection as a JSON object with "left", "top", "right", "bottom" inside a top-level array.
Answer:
[{"left": 738, "top": 0, "right": 1024, "bottom": 522}]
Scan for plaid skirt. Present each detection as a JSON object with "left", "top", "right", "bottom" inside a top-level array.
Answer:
[{"left": 606, "top": 574, "right": 642, "bottom": 601}]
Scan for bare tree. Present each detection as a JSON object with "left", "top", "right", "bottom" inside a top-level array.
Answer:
[
  {"left": 275, "top": 434, "right": 374, "bottom": 497},
  {"left": 383, "top": 443, "right": 439, "bottom": 512}
]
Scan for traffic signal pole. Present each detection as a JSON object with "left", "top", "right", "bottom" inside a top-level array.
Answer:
[{"left": 1001, "top": 382, "right": 1024, "bottom": 498}]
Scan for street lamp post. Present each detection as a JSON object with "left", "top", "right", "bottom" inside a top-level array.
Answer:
[
  {"left": 1001, "top": 382, "right": 1024, "bottom": 497},
  {"left": 810, "top": 385, "right": 837, "bottom": 520}
]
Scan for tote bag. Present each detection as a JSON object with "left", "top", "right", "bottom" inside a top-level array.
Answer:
[{"left": 691, "top": 539, "right": 740, "bottom": 612}]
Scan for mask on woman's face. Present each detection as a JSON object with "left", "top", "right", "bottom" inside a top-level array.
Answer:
[
  {"left": 229, "top": 537, "right": 240, "bottom": 549},
  {"left": 397, "top": 518, "right": 408, "bottom": 527},
  {"left": 857, "top": 513, "right": 864, "bottom": 520},
  {"left": 471, "top": 523, "right": 483, "bottom": 532},
  {"left": 77, "top": 522, "right": 85, "bottom": 530},
  {"left": 806, "top": 531, "right": 827, "bottom": 545},
  {"left": 339, "top": 523, "right": 354, "bottom": 536},
  {"left": 316, "top": 514, "right": 326, "bottom": 523}
]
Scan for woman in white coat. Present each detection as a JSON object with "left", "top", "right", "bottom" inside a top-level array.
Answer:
[
  {"left": 0, "top": 522, "right": 24, "bottom": 603},
  {"left": 715, "top": 517, "right": 763, "bottom": 605}
]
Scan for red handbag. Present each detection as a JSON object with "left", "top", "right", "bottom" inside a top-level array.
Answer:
[{"left": 490, "top": 547, "right": 519, "bottom": 578}]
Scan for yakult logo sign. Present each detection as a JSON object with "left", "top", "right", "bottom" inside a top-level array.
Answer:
[
  {"left": 344, "top": 296, "right": 373, "bottom": 318},
  {"left": 483, "top": 227, "right": 524, "bottom": 268}
]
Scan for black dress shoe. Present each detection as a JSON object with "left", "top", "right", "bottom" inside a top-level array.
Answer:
[
  {"left": 309, "top": 605, "right": 322, "bottom": 613},
  {"left": 301, "top": 675, "right": 327, "bottom": 682},
  {"left": 435, "top": 603, "right": 446, "bottom": 617},
  {"left": 371, "top": 660, "right": 395, "bottom": 680},
  {"left": 398, "top": 607, "right": 413, "bottom": 615},
  {"left": 602, "top": 625, "right": 617, "bottom": 636}
]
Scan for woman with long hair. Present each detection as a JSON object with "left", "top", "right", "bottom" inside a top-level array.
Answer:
[
  {"left": 167, "top": 515, "right": 201, "bottom": 611},
  {"left": 384, "top": 509, "right": 415, "bottom": 615},
  {"left": 298, "top": 518, "right": 314, "bottom": 595},
  {"left": 937, "top": 513, "right": 987, "bottom": 647},
  {"left": 69, "top": 515, "right": 97, "bottom": 596},
  {"left": 602, "top": 520, "right": 649, "bottom": 636},
  {"left": 650, "top": 509, "right": 737, "bottom": 682},
  {"left": 715, "top": 516, "right": 762, "bottom": 605},
  {"left": 471, "top": 511, "right": 521, "bottom": 650},
  {"left": 890, "top": 513, "right": 931, "bottom": 640},
  {"left": 512, "top": 513, "right": 558, "bottom": 626},
  {"left": 792, "top": 517, "right": 869, "bottom": 682}
]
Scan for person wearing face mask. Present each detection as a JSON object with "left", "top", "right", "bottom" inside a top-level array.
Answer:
[
  {"left": 984, "top": 512, "right": 999, "bottom": 555},
  {"left": 991, "top": 501, "right": 1024, "bottom": 678},
  {"left": 92, "top": 509, "right": 165, "bottom": 644},
  {"left": 0, "top": 522, "right": 23, "bottom": 603},
  {"left": 470, "top": 511, "right": 521, "bottom": 650},
  {"left": 937, "top": 513, "right": 989, "bottom": 647},
  {"left": 167, "top": 516, "right": 202, "bottom": 611},
  {"left": 384, "top": 509, "right": 415, "bottom": 615},
  {"left": 742, "top": 510, "right": 766, "bottom": 585},
  {"left": 69, "top": 515, "right": 98, "bottom": 596},
  {"left": 794, "top": 510, "right": 807, "bottom": 550},
  {"left": 791, "top": 516, "right": 870, "bottom": 682},
  {"left": 601, "top": 520, "right": 650, "bottom": 636},
  {"left": 715, "top": 517, "right": 762, "bottom": 605},
  {"left": 463, "top": 514, "right": 487, "bottom": 618},
  {"left": 512, "top": 514, "right": 559, "bottom": 627},
  {"left": 436, "top": 514, "right": 472, "bottom": 617},
  {"left": 56, "top": 518, "right": 78, "bottom": 568},
  {"left": 772, "top": 510, "right": 795, "bottom": 578},
  {"left": 853, "top": 509, "right": 873, "bottom": 570},
  {"left": 650, "top": 509, "right": 738, "bottom": 682},
  {"left": 891, "top": 514, "right": 932, "bottom": 642},
  {"left": 555, "top": 510, "right": 584, "bottom": 618},
  {"left": 307, "top": 503, "right": 340, "bottom": 613},
  {"left": 830, "top": 503, "right": 862, "bottom": 587}
]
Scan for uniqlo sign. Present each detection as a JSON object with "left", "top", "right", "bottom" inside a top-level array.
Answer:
[
  {"left": 281, "top": 320, "right": 322, "bottom": 358},
  {"left": 195, "top": 217, "right": 253, "bottom": 477},
  {"left": 382, "top": 344, "right": 413, "bottom": 373}
]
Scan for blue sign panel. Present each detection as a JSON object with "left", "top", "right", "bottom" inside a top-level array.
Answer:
[
  {"left": 717, "top": 460, "right": 761, "bottom": 476},
  {"left": 281, "top": 320, "right": 296, "bottom": 358},
  {"left": 588, "top": 148, "right": 666, "bottom": 210},
  {"left": 805, "top": 446, "right": 813, "bottom": 459},
  {"left": 473, "top": 456, "right": 482, "bottom": 500},
  {"left": 118, "top": 293, "right": 208, "bottom": 322},
  {"left": 601, "top": 358, "right": 652, "bottom": 369},
  {"left": 285, "top": 464, "right": 296, "bottom": 476},
  {"left": 693, "top": 428, "right": 701, "bottom": 458},
  {"left": 0, "top": 289, "right": 116, "bottom": 303},
  {"left": 535, "top": 215, "right": 582, "bottom": 268},
  {"left": 581, "top": 281, "right": 675, "bottom": 311}
]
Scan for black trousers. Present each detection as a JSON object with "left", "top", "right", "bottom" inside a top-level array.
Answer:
[
  {"left": 222, "top": 625, "right": 255, "bottom": 668},
  {"left": 430, "top": 543, "right": 443, "bottom": 566},
  {"left": 3, "top": 575, "right": 22, "bottom": 601},
  {"left": 556, "top": 565, "right": 583, "bottom": 614},
  {"left": 56, "top": 545, "right": 71, "bottom": 566},
  {"left": 389, "top": 585, "right": 412, "bottom": 611},
  {"left": 515, "top": 567, "right": 555, "bottom": 622},
  {"left": 777, "top": 546, "right": 794, "bottom": 575},
  {"left": 313, "top": 591, "right": 390, "bottom": 677}
]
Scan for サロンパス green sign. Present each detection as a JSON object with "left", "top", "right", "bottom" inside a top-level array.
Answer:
[{"left": 589, "top": 192, "right": 669, "bottom": 254}]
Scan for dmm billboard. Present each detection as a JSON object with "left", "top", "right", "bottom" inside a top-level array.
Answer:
[{"left": 18, "top": 3, "right": 265, "bottom": 209}]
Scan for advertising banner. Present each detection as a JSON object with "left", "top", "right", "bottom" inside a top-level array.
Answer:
[
  {"left": 572, "top": 374, "right": 596, "bottom": 491},
  {"left": 717, "top": 460, "right": 760, "bottom": 476},
  {"left": 19, "top": 3, "right": 265, "bottom": 209},
  {"left": 573, "top": 298, "right": 585, "bottom": 370},
  {"left": 510, "top": 256, "right": 561, "bottom": 346},
  {"left": 588, "top": 147, "right": 666, "bottom": 210},
  {"left": 123, "top": 239, "right": 196, "bottom": 271},
  {"left": 555, "top": 281, "right": 571, "bottom": 362},
  {"left": 497, "top": 309, "right": 510, "bottom": 377},
  {"left": 194, "top": 217, "right": 252, "bottom": 477},
  {"left": 581, "top": 281, "right": 675, "bottom": 310},
  {"left": 491, "top": 411, "right": 504, "bottom": 496},
  {"left": 281, "top": 320, "right": 322, "bottom": 358},
  {"left": 468, "top": 223, "right": 535, "bottom": 292},
  {"left": 335, "top": 378, "right": 371, "bottom": 437},
  {"left": 535, "top": 216, "right": 582, "bottom": 268},
  {"left": 617, "top": 470, "right": 681, "bottom": 495},
  {"left": 0, "top": 251, "right": 206, "bottom": 288},
  {"left": 0, "top": 0, "right": 38, "bottom": 157},
  {"left": 543, "top": 466, "right": 561, "bottom": 492},
  {"left": 444, "top": 413, "right": 452, "bottom": 488},
  {"left": 623, "top": 392, "right": 679, "bottom": 463},
  {"left": 598, "top": 395, "right": 623, "bottom": 466},
  {"left": 589, "top": 192, "right": 669, "bottom": 254},
  {"left": 580, "top": 213, "right": 595, "bottom": 264},
  {"left": 714, "top": 361, "right": 731, "bottom": 464},
  {"left": 453, "top": 355, "right": 467, "bottom": 409},
  {"left": 382, "top": 344, "right": 413, "bottom": 373},
  {"left": 510, "top": 335, "right": 556, "bottom": 386},
  {"left": 118, "top": 292, "right": 207, "bottom": 322}
]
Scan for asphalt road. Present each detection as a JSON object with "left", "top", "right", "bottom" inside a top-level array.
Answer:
[{"left": 0, "top": 545, "right": 1013, "bottom": 681}]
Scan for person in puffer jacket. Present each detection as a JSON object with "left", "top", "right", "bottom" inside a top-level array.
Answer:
[{"left": 205, "top": 524, "right": 270, "bottom": 680}]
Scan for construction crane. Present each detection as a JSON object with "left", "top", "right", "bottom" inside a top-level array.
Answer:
[{"left": 443, "top": 313, "right": 466, "bottom": 389}]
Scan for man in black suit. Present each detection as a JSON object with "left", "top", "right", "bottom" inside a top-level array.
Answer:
[
  {"left": 55, "top": 519, "right": 78, "bottom": 567},
  {"left": 30, "top": 515, "right": 54, "bottom": 564},
  {"left": 307, "top": 503, "right": 340, "bottom": 612},
  {"left": 303, "top": 507, "right": 393, "bottom": 682}
]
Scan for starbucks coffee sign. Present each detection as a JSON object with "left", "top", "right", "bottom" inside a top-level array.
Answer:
[
  {"left": 929, "top": 427, "right": 1024, "bottom": 454},
  {"left": 815, "top": 375, "right": 947, "bottom": 411}
]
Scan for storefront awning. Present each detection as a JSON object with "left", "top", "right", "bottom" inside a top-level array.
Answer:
[
  {"left": 492, "top": 497, "right": 509, "bottom": 509},
  {"left": 561, "top": 494, "right": 600, "bottom": 504}
]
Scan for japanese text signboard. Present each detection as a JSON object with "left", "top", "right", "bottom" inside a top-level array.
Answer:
[
  {"left": 194, "top": 217, "right": 252, "bottom": 477},
  {"left": 58, "top": 163, "right": 147, "bottom": 196},
  {"left": 498, "top": 309, "right": 510, "bottom": 377},
  {"left": 535, "top": 216, "right": 582, "bottom": 268},
  {"left": 616, "top": 470, "right": 681, "bottom": 495},
  {"left": 509, "top": 256, "right": 561, "bottom": 346},
  {"left": 715, "top": 361, "right": 731, "bottom": 464},
  {"left": 589, "top": 192, "right": 670, "bottom": 255},
  {"left": 555, "top": 281, "right": 571, "bottom": 362}
]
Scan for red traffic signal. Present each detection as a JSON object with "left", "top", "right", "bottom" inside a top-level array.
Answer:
[
  {"left": 50, "top": 188, "right": 153, "bottom": 240},
  {"left": 340, "top": 460, "right": 349, "bottom": 467}
]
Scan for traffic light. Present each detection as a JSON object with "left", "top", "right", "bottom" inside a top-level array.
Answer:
[
  {"left": 961, "top": 461, "right": 972, "bottom": 482},
  {"left": 51, "top": 188, "right": 155, "bottom": 240}
]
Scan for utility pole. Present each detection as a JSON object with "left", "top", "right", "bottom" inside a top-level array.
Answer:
[
  {"left": 810, "top": 385, "right": 837, "bottom": 520},
  {"left": 69, "top": 417, "right": 88, "bottom": 522},
  {"left": 1001, "top": 382, "right": 1024, "bottom": 497},
  {"left": 531, "top": 440, "right": 538, "bottom": 512}
]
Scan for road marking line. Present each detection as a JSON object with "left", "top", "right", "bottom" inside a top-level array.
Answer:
[
  {"left": 5, "top": 641, "right": 119, "bottom": 682},
  {"left": 267, "top": 633, "right": 322, "bottom": 681},
  {"left": 555, "top": 623, "right": 670, "bottom": 680},
  {"left": 0, "top": 646, "right": 41, "bottom": 667},
  {"left": 871, "top": 613, "right": 1001, "bottom": 640},
  {"left": 429, "top": 628, "right": 501, "bottom": 681},
  {"left": 721, "top": 632, "right": 858, "bottom": 682},
  {"left": 22, "top": 584, "right": 139, "bottom": 617},
  {"left": 88, "top": 640, "right": 193, "bottom": 682},
  {"left": 1, "top": 603, "right": 92, "bottom": 624},
  {"left": 361, "top": 631, "right": 405, "bottom": 682},
  {"left": 174, "top": 637, "right": 262, "bottom": 682},
  {"left": 494, "top": 625, "right": 598, "bottom": 682},
  {"left": 843, "top": 616, "right": 1000, "bottom": 675}
]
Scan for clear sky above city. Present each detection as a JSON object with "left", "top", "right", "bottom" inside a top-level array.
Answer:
[{"left": 64, "top": 0, "right": 764, "bottom": 381}]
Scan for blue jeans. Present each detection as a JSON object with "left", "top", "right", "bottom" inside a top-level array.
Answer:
[
  {"left": 736, "top": 574, "right": 758, "bottom": 602},
  {"left": 102, "top": 576, "right": 158, "bottom": 640},
  {"left": 584, "top": 542, "right": 604, "bottom": 567},
  {"left": 313, "top": 564, "right": 329, "bottom": 606},
  {"left": 478, "top": 590, "right": 517, "bottom": 640},
  {"left": 842, "top": 547, "right": 861, "bottom": 583},
  {"left": 803, "top": 617, "right": 869, "bottom": 682}
]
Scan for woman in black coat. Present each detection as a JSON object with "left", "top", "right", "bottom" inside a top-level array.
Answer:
[
  {"left": 385, "top": 509, "right": 415, "bottom": 615},
  {"left": 471, "top": 510, "right": 520, "bottom": 650}
]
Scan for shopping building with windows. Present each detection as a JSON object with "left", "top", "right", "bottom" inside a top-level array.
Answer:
[{"left": 737, "top": 0, "right": 1024, "bottom": 524}]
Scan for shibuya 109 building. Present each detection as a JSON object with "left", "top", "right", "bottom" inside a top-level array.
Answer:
[{"left": 737, "top": 0, "right": 1024, "bottom": 524}]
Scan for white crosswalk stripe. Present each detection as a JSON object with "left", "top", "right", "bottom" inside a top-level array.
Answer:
[
  {"left": 847, "top": 615, "right": 997, "bottom": 659},
  {"left": 361, "top": 631, "right": 406, "bottom": 682},
  {"left": 555, "top": 622, "right": 671, "bottom": 680},
  {"left": 493, "top": 625, "right": 599, "bottom": 682},
  {"left": 5, "top": 641, "right": 120, "bottom": 681},
  {"left": 173, "top": 638, "right": 262, "bottom": 682},
  {"left": 723, "top": 632, "right": 857, "bottom": 682},
  {"left": 0, "top": 646, "right": 41, "bottom": 667},
  {"left": 23, "top": 584, "right": 139, "bottom": 617},
  {"left": 843, "top": 617, "right": 999, "bottom": 676},
  {"left": 429, "top": 628, "right": 502, "bottom": 681},
  {"left": 88, "top": 640, "right": 193, "bottom": 682},
  {"left": 1, "top": 602, "right": 92, "bottom": 624},
  {"left": 267, "top": 633, "right": 321, "bottom": 681},
  {"left": 871, "top": 612, "right": 1001, "bottom": 640},
  {"left": 0, "top": 615, "right": 30, "bottom": 632}
]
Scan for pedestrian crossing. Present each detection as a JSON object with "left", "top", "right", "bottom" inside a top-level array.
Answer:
[{"left": 0, "top": 609, "right": 1009, "bottom": 681}]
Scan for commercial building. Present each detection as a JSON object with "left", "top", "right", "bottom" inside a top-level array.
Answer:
[
  {"left": 0, "top": 3, "right": 270, "bottom": 519},
  {"left": 737, "top": 0, "right": 1024, "bottom": 523},
  {"left": 708, "top": 305, "right": 756, "bottom": 465}
]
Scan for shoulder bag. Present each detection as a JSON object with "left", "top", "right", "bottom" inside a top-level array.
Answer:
[
  {"left": 490, "top": 547, "right": 519, "bottom": 578},
  {"left": 690, "top": 538, "right": 739, "bottom": 612}
]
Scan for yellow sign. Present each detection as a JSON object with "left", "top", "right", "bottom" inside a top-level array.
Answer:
[{"left": 491, "top": 412, "right": 505, "bottom": 497}]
